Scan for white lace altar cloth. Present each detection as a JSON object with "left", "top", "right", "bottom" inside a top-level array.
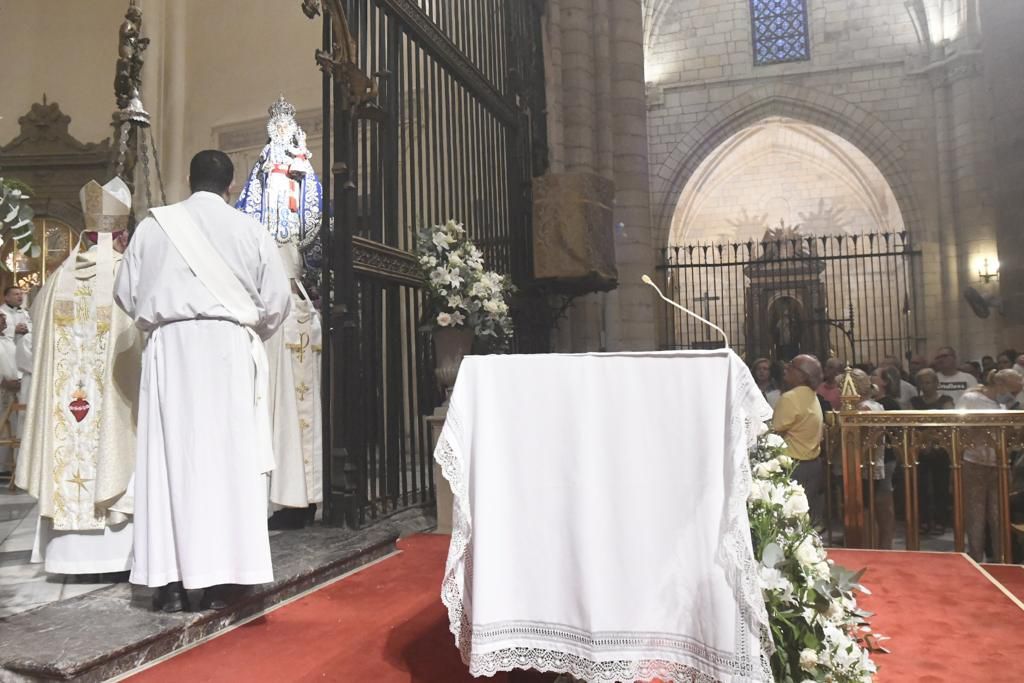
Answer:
[{"left": 435, "top": 350, "right": 774, "bottom": 682}]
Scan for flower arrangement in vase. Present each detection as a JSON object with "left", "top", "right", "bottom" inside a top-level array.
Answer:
[
  {"left": 416, "top": 219, "right": 514, "bottom": 351},
  {"left": 416, "top": 220, "right": 514, "bottom": 395}
]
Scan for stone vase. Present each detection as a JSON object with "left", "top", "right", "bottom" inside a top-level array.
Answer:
[{"left": 433, "top": 326, "right": 475, "bottom": 399}]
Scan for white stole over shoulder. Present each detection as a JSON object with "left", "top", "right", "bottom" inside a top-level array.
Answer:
[{"left": 149, "top": 204, "right": 274, "bottom": 474}]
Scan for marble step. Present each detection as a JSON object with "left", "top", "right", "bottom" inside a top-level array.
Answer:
[{"left": 0, "top": 508, "right": 434, "bottom": 682}]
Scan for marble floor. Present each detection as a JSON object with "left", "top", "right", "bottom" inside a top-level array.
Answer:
[{"left": 0, "top": 487, "right": 117, "bottom": 619}]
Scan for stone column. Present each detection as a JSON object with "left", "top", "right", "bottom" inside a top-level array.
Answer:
[
  {"left": 537, "top": 0, "right": 657, "bottom": 352},
  {"left": 139, "top": 0, "right": 188, "bottom": 203},
  {"left": 607, "top": 0, "right": 656, "bottom": 351},
  {"left": 982, "top": 0, "right": 1024, "bottom": 343}
]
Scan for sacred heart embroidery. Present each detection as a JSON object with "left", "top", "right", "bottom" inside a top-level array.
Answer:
[{"left": 69, "top": 384, "right": 90, "bottom": 423}]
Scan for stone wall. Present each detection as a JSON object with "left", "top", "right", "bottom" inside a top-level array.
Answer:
[{"left": 644, "top": 0, "right": 1022, "bottom": 361}]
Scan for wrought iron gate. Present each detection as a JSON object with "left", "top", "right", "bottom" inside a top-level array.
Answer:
[
  {"left": 316, "top": 0, "right": 545, "bottom": 527},
  {"left": 657, "top": 231, "right": 922, "bottom": 365}
]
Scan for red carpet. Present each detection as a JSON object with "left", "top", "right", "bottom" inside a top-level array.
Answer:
[
  {"left": 129, "top": 535, "right": 551, "bottom": 683},
  {"left": 982, "top": 563, "right": 1024, "bottom": 603},
  {"left": 831, "top": 549, "right": 1024, "bottom": 681},
  {"left": 130, "top": 539, "right": 1024, "bottom": 682}
]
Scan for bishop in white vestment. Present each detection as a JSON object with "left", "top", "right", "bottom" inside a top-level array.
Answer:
[
  {"left": 114, "top": 150, "right": 290, "bottom": 611},
  {"left": 17, "top": 177, "right": 140, "bottom": 574}
]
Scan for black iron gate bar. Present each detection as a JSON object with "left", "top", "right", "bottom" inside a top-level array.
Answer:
[
  {"left": 656, "top": 232, "right": 921, "bottom": 366},
  {"left": 321, "top": 0, "right": 543, "bottom": 528}
]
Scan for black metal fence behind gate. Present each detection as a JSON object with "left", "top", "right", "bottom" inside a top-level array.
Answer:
[
  {"left": 657, "top": 231, "right": 921, "bottom": 366},
  {"left": 322, "top": 0, "right": 543, "bottom": 528}
]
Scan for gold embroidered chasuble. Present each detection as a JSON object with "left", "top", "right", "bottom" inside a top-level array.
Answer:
[{"left": 17, "top": 250, "right": 142, "bottom": 530}]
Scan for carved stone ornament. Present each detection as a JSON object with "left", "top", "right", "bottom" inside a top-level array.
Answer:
[
  {"left": 1, "top": 100, "right": 111, "bottom": 158},
  {"left": 531, "top": 172, "right": 617, "bottom": 294}
]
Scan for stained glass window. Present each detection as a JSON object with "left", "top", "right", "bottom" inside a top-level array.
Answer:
[{"left": 751, "top": 0, "right": 810, "bottom": 66}]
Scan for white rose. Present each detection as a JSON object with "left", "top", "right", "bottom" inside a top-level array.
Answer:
[
  {"left": 754, "top": 459, "right": 782, "bottom": 478},
  {"left": 765, "top": 433, "right": 786, "bottom": 449},
  {"left": 776, "top": 454, "right": 793, "bottom": 467},
  {"left": 799, "top": 648, "right": 818, "bottom": 672},
  {"left": 758, "top": 566, "right": 794, "bottom": 601},
  {"left": 783, "top": 489, "right": 810, "bottom": 518},
  {"left": 795, "top": 536, "right": 824, "bottom": 567},
  {"left": 448, "top": 252, "right": 465, "bottom": 267},
  {"left": 436, "top": 312, "right": 453, "bottom": 327},
  {"left": 483, "top": 299, "right": 501, "bottom": 314},
  {"left": 749, "top": 479, "right": 770, "bottom": 503}
]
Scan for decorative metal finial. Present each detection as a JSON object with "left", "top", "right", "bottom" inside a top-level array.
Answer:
[{"left": 839, "top": 366, "right": 861, "bottom": 412}]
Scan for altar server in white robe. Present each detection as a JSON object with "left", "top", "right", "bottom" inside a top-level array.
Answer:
[
  {"left": 17, "top": 177, "right": 140, "bottom": 574},
  {"left": 114, "top": 150, "right": 291, "bottom": 612},
  {"left": 0, "top": 286, "right": 28, "bottom": 474},
  {"left": 266, "top": 243, "right": 323, "bottom": 524}
]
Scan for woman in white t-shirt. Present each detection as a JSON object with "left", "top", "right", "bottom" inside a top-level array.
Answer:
[{"left": 956, "top": 369, "right": 1024, "bottom": 561}]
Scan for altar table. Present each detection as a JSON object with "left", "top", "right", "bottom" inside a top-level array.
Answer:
[{"left": 434, "top": 351, "right": 774, "bottom": 682}]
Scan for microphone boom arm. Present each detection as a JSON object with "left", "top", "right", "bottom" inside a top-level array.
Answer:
[{"left": 641, "top": 274, "right": 730, "bottom": 349}]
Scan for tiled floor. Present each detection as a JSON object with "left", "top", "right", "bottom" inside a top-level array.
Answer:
[{"left": 0, "top": 487, "right": 116, "bottom": 619}]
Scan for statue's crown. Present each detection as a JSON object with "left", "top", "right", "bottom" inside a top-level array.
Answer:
[
  {"left": 79, "top": 177, "right": 132, "bottom": 231},
  {"left": 268, "top": 96, "right": 297, "bottom": 121}
]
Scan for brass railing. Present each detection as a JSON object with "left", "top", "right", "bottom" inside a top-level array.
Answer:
[{"left": 823, "top": 408, "right": 1024, "bottom": 562}]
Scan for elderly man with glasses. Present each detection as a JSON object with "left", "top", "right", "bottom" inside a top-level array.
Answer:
[{"left": 772, "top": 354, "right": 826, "bottom": 525}]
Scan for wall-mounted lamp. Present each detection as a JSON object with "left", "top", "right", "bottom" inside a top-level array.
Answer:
[{"left": 978, "top": 257, "right": 1000, "bottom": 283}]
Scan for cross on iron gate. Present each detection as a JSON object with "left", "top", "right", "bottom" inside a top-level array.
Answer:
[{"left": 693, "top": 291, "right": 720, "bottom": 339}]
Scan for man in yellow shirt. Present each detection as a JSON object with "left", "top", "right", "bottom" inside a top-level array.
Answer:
[{"left": 772, "top": 354, "right": 825, "bottom": 523}]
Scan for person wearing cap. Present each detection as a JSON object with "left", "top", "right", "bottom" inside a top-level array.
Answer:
[
  {"left": 17, "top": 177, "right": 141, "bottom": 576},
  {"left": 772, "top": 354, "right": 826, "bottom": 524}
]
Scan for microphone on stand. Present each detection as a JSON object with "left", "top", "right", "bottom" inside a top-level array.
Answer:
[{"left": 641, "top": 274, "right": 730, "bottom": 349}]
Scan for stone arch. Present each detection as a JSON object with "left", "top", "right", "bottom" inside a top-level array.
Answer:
[{"left": 651, "top": 83, "right": 922, "bottom": 247}]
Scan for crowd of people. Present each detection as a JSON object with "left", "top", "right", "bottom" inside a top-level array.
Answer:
[{"left": 763, "top": 346, "right": 1024, "bottom": 562}]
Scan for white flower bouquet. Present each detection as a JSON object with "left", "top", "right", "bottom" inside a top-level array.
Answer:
[
  {"left": 749, "top": 433, "right": 887, "bottom": 682},
  {"left": 416, "top": 219, "right": 514, "bottom": 351}
]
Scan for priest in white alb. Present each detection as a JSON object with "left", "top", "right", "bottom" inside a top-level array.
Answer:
[
  {"left": 114, "top": 150, "right": 291, "bottom": 612},
  {"left": 17, "top": 177, "right": 141, "bottom": 575},
  {"left": 264, "top": 244, "right": 323, "bottom": 525}
]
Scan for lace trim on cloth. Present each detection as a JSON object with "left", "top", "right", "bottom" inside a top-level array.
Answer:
[
  {"left": 435, "top": 401, "right": 475, "bottom": 658},
  {"left": 468, "top": 647, "right": 727, "bottom": 682},
  {"left": 716, "top": 353, "right": 775, "bottom": 682},
  {"left": 434, "top": 359, "right": 775, "bottom": 682}
]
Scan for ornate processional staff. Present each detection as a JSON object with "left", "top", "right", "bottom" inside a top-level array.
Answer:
[{"left": 111, "top": 0, "right": 166, "bottom": 215}]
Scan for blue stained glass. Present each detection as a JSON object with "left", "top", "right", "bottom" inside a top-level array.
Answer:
[{"left": 751, "top": 0, "right": 810, "bottom": 66}]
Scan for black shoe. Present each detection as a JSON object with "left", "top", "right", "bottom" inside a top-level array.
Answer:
[
  {"left": 153, "top": 582, "right": 189, "bottom": 613},
  {"left": 268, "top": 507, "right": 307, "bottom": 530},
  {"left": 200, "top": 585, "right": 235, "bottom": 611}
]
